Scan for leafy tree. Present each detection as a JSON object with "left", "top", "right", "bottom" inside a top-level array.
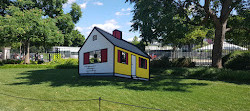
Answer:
[
  {"left": 127, "top": 0, "right": 249, "bottom": 68},
  {"left": 0, "top": 6, "right": 63, "bottom": 63},
  {"left": 64, "top": 30, "right": 85, "bottom": 47},
  {"left": 131, "top": 36, "right": 140, "bottom": 45},
  {"left": 1, "top": 0, "right": 83, "bottom": 47},
  {"left": 70, "top": 3, "right": 82, "bottom": 24},
  {"left": 226, "top": 10, "right": 250, "bottom": 45}
]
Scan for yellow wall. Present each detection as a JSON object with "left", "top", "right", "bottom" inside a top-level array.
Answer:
[{"left": 114, "top": 46, "right": 149, "bottom": 79}]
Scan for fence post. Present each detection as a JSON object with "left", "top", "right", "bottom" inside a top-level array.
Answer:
[{"left": 99, "top": 97, "right": 101, "bottom": 111}]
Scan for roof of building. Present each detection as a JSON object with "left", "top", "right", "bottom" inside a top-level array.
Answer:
[{"left": 94, "top": 27, "right": 150, "bottom": 58}]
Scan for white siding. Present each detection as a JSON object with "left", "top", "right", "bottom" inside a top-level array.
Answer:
[{"left": 79, "top": 29, "right": 114, "bottom": 74}]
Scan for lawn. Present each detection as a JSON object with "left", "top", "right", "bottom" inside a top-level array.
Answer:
[{"left": 0, "top": 68, "right": 249, "bottom": 111}]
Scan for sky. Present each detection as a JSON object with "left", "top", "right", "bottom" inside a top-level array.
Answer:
[{"left": 63, "top": 0, "right": 140, "bottom": 42}]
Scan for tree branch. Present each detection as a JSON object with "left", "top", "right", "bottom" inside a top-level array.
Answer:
[
  {"left": 226, "top": 28, "right": 231, "bottom": 32},
  {"left": 220, "top": 0, "right": 233, "bottom": 23},
  {"left": 204, "top": 0, "right": 220, "bottom": 25}
]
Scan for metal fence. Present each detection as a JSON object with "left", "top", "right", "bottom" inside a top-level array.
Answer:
[
  {"left": 147, "top": 42, "right": 249, "bottom": 66},
  {"left": 0, "top": 92, "right": 167, "bottom": 111}
]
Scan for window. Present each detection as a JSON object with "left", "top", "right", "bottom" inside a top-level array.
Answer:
[
  {"left": 139, "top": 57, "right": 147, "bottom": 69},
  {"left": 118, "top": 50, "right": 128, "bottom": 64},
  {"left": 93, "top": 35, "right": 97, "bottom": 41},
  {"left": 83, "top": 48, "right": 108, "bottom": 64},
  {"left": 89, "top": 50, "right": 101, "bottom": 63}
]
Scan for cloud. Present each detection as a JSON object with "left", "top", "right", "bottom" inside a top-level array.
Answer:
[
  {"left": 79, "top": 3, "right": 87, "bottom": 9},
  {"left": 93, "top": 1, "right": 103, "bottom": 6},
  {"left": 115, "top": 12, "right": 130, "bottom": 16},
  {"left": 75, "top": 26, "right": 84, "bottom": 32},
  {"left": 115, "top": 8, "right": 132, "bottom": 16},
  {"left": 78, "top": 19, "right": 120, "bottom": 36},
  {"left": 62, "top": 0, "right": 76, "bottom": 8},
  {"left": 121, "top": 8, "right": 131, "bottom": 11},
  {"left": 88, "top": 19, "right": 120, "bottom": 33},
  {"left": 126, "top": 22, "right": 133, "bottom": 25}
]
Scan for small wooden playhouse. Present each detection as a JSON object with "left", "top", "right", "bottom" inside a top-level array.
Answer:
[{"left": 78, "top": 27, "right": 150, "bottom": 80}]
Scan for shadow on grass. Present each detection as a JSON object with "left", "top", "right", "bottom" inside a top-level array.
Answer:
[{"left": 8, "top": 68, "right": 208, "bottom": 92}]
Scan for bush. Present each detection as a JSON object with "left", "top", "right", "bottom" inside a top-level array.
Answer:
[
  {"left": 37, "top": 60, "right": 44, "bottom": 64},
  {"left": 223, "top": 51, "right": 250, "bottom": 70},
  {"left": 0, "top": 61, "right": 4, "bottom": 66},
  {"left": 50, "top": 58, "right": 78, "bottom": 69},
  {"left": 150, "top": 56, "right": 171, "bottom": 68},
  {"left": 163, "top": 67, "right": 250, "bottom": 83},
  {"left": 2, "top": 59, "right": 22, "bottom": 64},
  {"left": 171, "top": 57, "right": 195, "bottom": 67}
]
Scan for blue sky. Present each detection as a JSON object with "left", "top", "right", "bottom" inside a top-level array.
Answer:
[{"left": 63, "top": 0, "right": 140, "bottom": 41}]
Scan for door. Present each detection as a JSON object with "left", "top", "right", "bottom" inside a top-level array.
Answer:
[{"left": 131, "top": 55, "right": 136, "bottom": 78}]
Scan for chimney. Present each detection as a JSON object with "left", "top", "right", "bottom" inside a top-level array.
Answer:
[{"left": 113, "top": 29, "right": 122, "bottom": 39}]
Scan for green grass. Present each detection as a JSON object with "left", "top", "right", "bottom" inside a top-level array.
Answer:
[{"left": 0, "top": 68, "right": 249, "bottom": 111}]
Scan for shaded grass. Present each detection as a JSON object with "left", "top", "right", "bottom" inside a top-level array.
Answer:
[{"left": 0, "top": 68, "right": 249, "bottom": 111}]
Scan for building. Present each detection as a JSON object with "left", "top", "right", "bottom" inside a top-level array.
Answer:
[
  {"left": 78, "top": 27, "right": 150, "bottom": 80},
  {"left": 145, "top": 41, "right": 173, "bottom": 59},
  {"left": 51, "top": 46, "right": 80, "bottom": 59}
]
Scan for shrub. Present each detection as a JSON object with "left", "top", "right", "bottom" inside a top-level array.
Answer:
[
  {"left": 2, "top": 59, "right": 22, "bottom": 64},
  {"left": 0, "top": 61, "right": 4, "bottom": 66},
  {"left": 150, "top": 56, "right": 171, "bottom": 68},
  {"left": 37, "top": 60, "right": 44, "bottom": 64},
  {"left": 223, "top": 51, "right": 250, "bottom": 70},
  {"left": 171, "top": 57, "right": 195, "bottom": 67},
  {"left": 55, "top": 58, "right": 78, "bottom": 69},
  {"left": 163, "top": 67, "right": 250, "bottom": 83}
]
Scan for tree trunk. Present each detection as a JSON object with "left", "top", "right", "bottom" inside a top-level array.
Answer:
[
  {"left": 24, "top": 41, "right": 30, "bottom": 64},
  {"left": 212, "top": 22, "right": 227, "bottom": 68}
]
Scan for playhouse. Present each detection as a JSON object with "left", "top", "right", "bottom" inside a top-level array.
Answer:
[{"left": 78, "top": 27, "right": 150, "bottom": 80}]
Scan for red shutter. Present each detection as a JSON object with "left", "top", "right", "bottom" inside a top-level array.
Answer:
[
  {"left": 101, "top": 49, "right": 108, "bottom": 62},
  {"left": 139, "top": 57, "right": 141, "bottom": 68},
  {"left": 84, "top": 52, "right": 89, "bottom": 64},
  {"left": 126, "top": 53, "right": 128, "bottom": 64},
  {"left": 145, "top": 59, "right": 147, "bottom": 69},
  {"left": 118, "top": 50, "right": 121, "bottom": 63}
]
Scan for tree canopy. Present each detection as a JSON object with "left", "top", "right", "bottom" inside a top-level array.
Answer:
[
  {"left": 127, "top": 0, "right": 249, "bottom": 68},
  {"left": 0, "top": 0, "right": 85, "bottom": 63},
  {"left": 0, "top": 6, "right": 64, "bottom": 63}
]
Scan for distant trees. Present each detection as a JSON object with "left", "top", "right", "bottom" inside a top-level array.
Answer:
[
  {"left": 0, "top": 6, "right": 63, "bottom": 63},
  {"left": 131, "top": 36, "right": 140, "bottom": 45},
  {"left": 0, "top": 0, "right": 85, "bottom": 63}
]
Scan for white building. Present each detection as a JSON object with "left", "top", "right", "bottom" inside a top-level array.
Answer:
[{"left": 51, "top": 46, "right": 80, "bottom": 58}]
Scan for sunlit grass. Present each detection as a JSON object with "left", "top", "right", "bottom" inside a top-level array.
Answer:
[{"left": 0, "top": 68, "right": 249, "bottom": 111}]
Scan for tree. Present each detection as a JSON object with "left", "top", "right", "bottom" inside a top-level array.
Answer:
[
  {"left": 0, "top": 6, "right": 63, "bottom": 63},
  {"left": 1, "top": 0, "right": 83, "bottom": 47},
  {"left": 226, "top": 9, "right": 250, "bottom": 45},
  {"left": 131, "top": 36, "right": 140, "bottom": 45},
  {"left": 64, "top": 30, "right": 85, "bottom": 47},
  {"left": 70, "top": 3, "right": 82, "bottom": 24},
  {"left": 184, "top": 26, "right": 212, "bottom": 51},
  {"left": 127, "top": 0, "right": 249, "bottom": 68}
]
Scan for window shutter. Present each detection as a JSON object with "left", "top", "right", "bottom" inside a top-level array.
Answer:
[
  {"left": 84, "top": 52, "right": 89, "bottom": 64},
  {"left": 145, "top": 59, "right": 147, "bottom": 69},
  {"left": 126, "top": 53, "right": 128, "bottom": 64},
  {"left": 118, "top": 50, "right": 121, "bottom": 63},
  {"left": 101, "top": 49, "right": 108, "bottom": 62},
  {"left": 139, "top": 57, "right": 141, "bottom": 68}
]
